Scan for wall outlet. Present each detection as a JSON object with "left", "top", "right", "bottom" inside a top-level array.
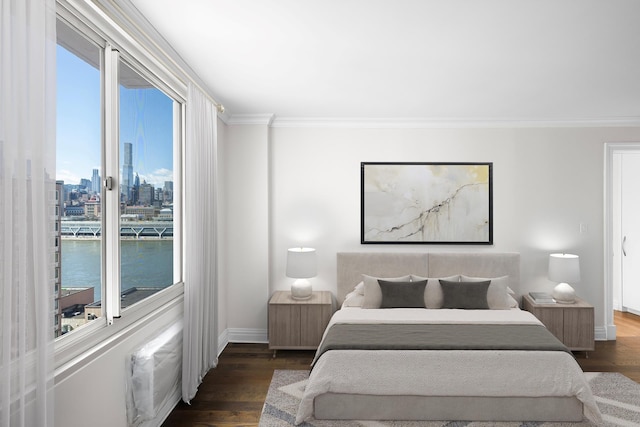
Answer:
[{"left": 580, "top": 223, "right": 588, "bottom": 233}]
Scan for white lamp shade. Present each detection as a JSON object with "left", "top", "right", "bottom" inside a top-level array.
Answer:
[
  {"left": 548, "top": 253, "right": 580, "bottom": 304},
  {"left": 286, "top": 247, "right": 317, "bottom": 279},
  {"left": 548, "top": 253, "right": 580, "bottom": 283}
]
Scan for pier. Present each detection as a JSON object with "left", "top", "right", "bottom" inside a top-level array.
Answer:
[{"left": 61, "top": 220, "right": 173, "bottom": 239}]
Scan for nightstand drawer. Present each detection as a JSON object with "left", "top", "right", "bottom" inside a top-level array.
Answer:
[
  {"left": 522, "top": 294, "right": 594, "bottom": 351},
  {"left": 268, "top": 291, "right": 333, "bottom": 351}
]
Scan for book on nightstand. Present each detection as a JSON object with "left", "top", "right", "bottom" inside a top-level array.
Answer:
[{"left": 528, "top": 292, "right": 556, "bottom": 303}]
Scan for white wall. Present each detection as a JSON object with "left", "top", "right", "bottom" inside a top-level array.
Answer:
[
  {"left": 224, "top": 124, "right": 270, "bottom": 342},
  {"left": 219, "top": 125, "right": 640, "bottom": 339}
]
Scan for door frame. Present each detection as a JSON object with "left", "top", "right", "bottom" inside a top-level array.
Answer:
[{"left": 604, "top": 142, "right": 640, "bottom": 340}]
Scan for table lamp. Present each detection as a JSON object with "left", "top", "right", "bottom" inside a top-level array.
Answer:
[
  {"left": 286, "top": 247, "right": 317, "bottom": 300},
  {"left": 548, "top": 253, "right": 580, "bottom": 304}
]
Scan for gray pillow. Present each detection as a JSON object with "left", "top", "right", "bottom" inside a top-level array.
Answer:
[
  {"left": 460, "top": 275, "right": 510, "bottom": 309},
  {"left": 439, "top": 279, "right": 490, "bottom": 309},
  {"left": 362, "top": 274, "right": 412, "bottom": 308},
  {"left": 378, "top": 280, "right": 428, "bottom": 308}
]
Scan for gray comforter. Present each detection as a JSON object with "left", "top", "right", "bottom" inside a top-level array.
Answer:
[{"left": 312, "top": 322, "right": 569, "bottom": 368}]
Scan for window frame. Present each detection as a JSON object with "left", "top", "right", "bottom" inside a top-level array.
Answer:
[{"left": 54, "top": 1, "right": 186, "bottom": 374}]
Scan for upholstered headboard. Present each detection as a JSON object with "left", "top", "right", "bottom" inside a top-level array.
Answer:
[{"left": 336, "top": 252, "right": 520, "bottom": 306}]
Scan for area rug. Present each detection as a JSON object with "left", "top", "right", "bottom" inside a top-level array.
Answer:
[{"left": 259, "top": 370, "right": 640, "bottom": 427}]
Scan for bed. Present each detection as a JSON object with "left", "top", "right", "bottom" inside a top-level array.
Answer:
[{"left": 295, "top": 252, "right": 601, "bottom": 425}]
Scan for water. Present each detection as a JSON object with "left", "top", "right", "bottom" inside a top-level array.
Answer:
[{"left": 61, "top": 239, "right": 173, "bottom": 302}]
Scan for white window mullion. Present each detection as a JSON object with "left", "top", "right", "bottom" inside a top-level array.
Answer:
[
  {"left": 104, "top": 44, "right": 121, "bottom": 323},
  {"left": 174, "top": 101, "right": 183, "bottom": 284}
]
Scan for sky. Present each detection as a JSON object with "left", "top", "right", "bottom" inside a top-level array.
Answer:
[{"left": 56, "top": 44, "right": 174, "bottom": 189}]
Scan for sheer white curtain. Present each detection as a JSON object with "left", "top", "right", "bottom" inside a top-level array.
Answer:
[
  {"left": 0, "top": 0, "right": 56, "bottom": 426},
  {"left": 182, "top": 82, "right": 219, "bottom": 403}
]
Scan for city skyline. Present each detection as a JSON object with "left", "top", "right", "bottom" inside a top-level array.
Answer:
[{"left": 56, "top": 44, "right": 174, "bottom": 189}]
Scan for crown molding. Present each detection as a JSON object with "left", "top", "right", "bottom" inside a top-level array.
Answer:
[
  {"left": 227, "top": 113, "right": 275, "bottom": 126},
  {"left": 269, "top": 116, "right": 640, "bottom": 129},
  {"left": 219, "top": 113, "right": 640, "bottom": 128}
]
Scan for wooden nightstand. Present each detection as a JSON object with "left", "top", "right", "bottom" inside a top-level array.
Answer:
[
  {"left": 268, "top": 290, "right": 333, "bottom": 356},
  {"left": 522, "top": 294, "right": 594, "bottom": 352}
]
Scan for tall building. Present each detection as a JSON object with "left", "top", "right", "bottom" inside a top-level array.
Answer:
[
  {"left": 91, "top": 168, "right": 100, "bottom": 194},
  {"left": 139, "top": 180, "right": 154, "bottom": 206},
  {"left": 131, "top": 173, "right": 140, "bottom": 205},
  {"left": 122, "top": 142, "right": 134, "bottom": 202},
  {"left": 163, "top": 180, "right": 173, "bottom": 204}
]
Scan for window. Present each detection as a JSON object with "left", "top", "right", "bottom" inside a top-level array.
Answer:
[
  {"left": 56, "top": 19, "right": 102, "bottom": 336},
  {"left": 118, "top": 60, "right": 175, "bottom": 307},
  {"left": 55, "top": 15, "right": 182, "bottom": 342}
]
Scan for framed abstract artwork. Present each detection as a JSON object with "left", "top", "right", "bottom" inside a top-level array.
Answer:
[{"left": 361, "top": 162, "right": 493, "bottom": 244}]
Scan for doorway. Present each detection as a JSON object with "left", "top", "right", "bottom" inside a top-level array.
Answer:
[{"left": 605, "top": 142, "right": 640, "bottom": 340}]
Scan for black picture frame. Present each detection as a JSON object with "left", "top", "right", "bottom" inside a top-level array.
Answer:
[{"left": 361, "top": 162, "right": 493, "bottom": 244}]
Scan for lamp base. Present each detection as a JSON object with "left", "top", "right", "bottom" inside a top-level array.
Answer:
[
  {"left": 552, "top": 282, "right": 576, "bottom": 304},
  {"left": 291, "top": 279, "right": 312, "bottom": 300}
]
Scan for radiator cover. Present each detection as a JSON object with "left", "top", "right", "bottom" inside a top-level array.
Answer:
[{"left": 126, "top": 320, "right": 183, "bottom": 426}]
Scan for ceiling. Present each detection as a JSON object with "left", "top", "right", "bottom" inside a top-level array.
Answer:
[{"left": 129, "top": 0, "right": 640, "bottom": 124}]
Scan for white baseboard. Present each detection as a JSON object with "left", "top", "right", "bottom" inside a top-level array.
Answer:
[
  {"left": 217, "top": 328, "right": 268, "bottom": 349},
  {"left": 606, "top": 323, "right": 617, "bottom": 340},
  {"left": 594, "top": 326, "right": 609, "bottom": 341},
  {"left": 216, "top": 328, "right": 268, "bottom": 356},
  {"left": 217, "top": 328, "right": 229, "bottom": 356},
  {"left": 226, "top": 328, "right": 268, "bottom": 344},
  {"left": 624, "top": 307, "right": 640, "bottom": 316}
]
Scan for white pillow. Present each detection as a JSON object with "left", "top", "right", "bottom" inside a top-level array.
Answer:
[
  {"left": 354, "top": 281, "right": 364, "bottom": 295},
  {"left": 507, "top": 293, "right": 519, "bottom": 308},
  {"left": 362, "top": 274, "right": 411, "bottom": 309},
  {"left": 342, "top": 290, "right": 364, "bottom": 308},
  {"left": 411, "top": 274, "right": 460, "bottom": 308},
  {"left": 460, "top": 275, "right": 511, "bottom": 310}
]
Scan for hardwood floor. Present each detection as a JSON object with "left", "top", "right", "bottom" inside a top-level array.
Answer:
[
  {"left": 162, "top": 310, "right": 640, "bottom": 427},
  {"left": 162, "top": 345, "right": 313, "bottom": 426},
  {"left": 577, "top": 310, "right": 640, "bottom": 383}
]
